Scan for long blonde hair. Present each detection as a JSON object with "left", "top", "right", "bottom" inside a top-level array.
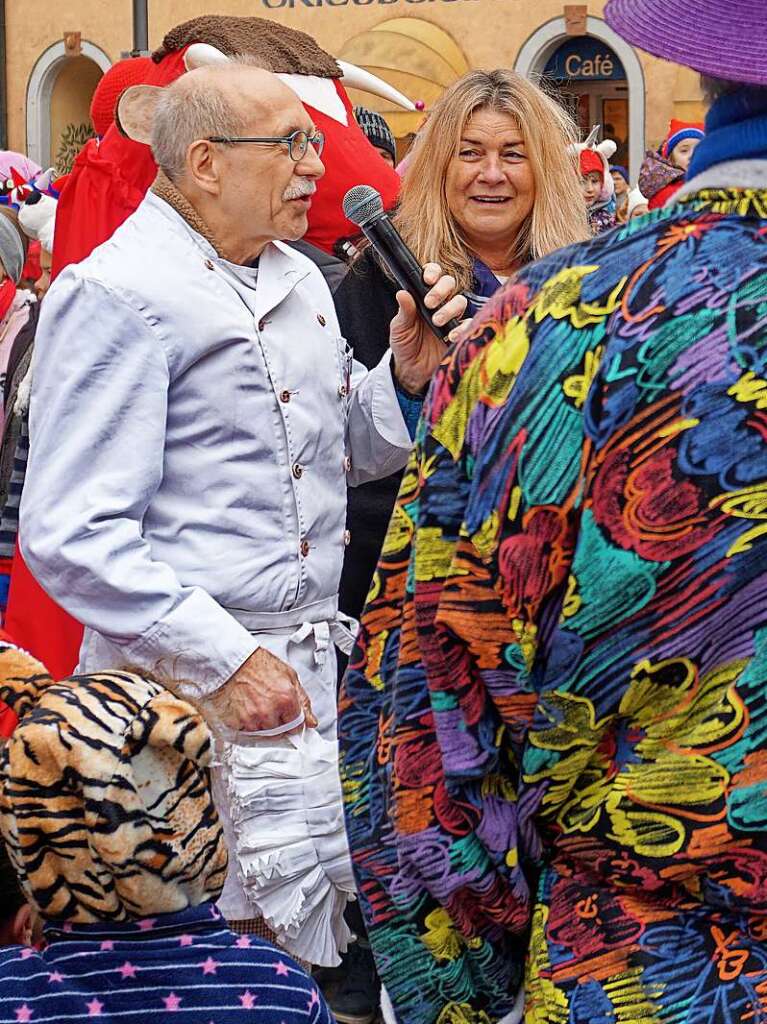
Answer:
[{"left": 394, "top": 69, "right": 589, "bottom": 291}]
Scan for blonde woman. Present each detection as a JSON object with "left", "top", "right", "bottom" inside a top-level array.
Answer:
[{"left": 337, "top": 67, "right": 588, "bottom": 626}]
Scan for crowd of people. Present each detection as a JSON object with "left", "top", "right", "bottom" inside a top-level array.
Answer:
[
  {"left": 0, "top": 0, "right": 765, "bottom": 1022},
  {"left": 578, "top": 116, "right": 706, "bottom": 234}
]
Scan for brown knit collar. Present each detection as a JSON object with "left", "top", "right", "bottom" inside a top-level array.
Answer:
[{"left": 151, "top": 171, "right": 232, "bottom": 261}]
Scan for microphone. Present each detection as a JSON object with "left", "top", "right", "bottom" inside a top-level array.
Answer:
[{"left": 342, "top": 185, "right": 464, "bottom": 342}]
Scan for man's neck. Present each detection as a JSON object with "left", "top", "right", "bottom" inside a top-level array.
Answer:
[{"left": 152, "top": 173, "right": 267, "bottom": 265}]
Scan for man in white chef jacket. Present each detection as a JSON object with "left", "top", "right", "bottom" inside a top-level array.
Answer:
[{"left": 19, "top": 63, "right": 466, "bottom": 955}]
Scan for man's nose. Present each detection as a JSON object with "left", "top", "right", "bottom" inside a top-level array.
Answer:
[{"left": 298, "top": 144, "right": 325, "bottom": 180}]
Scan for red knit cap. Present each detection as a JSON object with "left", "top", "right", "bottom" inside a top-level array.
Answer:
[
  {"left": 580, "top": 149, "right": 603, "bottom": 177},
  {"left": 90, "top": 57, "right": 154, "bottom": 137},
  {"left": 661, "top": 119, "right": 705, "bottom": 159}
]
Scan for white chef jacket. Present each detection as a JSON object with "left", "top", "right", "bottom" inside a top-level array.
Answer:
[{"left": 20, "top": 190, "right": 412, "bottom": 695}]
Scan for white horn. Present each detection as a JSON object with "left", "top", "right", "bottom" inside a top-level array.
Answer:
[
  {"left": 184, "top": 42, "right": 231, "bottom": 71},
  {"left": 337, "top": 61, "right": 415, "bottom": 111},
  {"left": 583, "top": 125, "right": 601, "bottom": 149}
]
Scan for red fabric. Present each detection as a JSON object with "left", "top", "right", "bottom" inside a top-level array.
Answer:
[
  {"left": 50, "top": 132, "right": 157, "bottom": 279},
  {"left": 579, "top": 149, "right": 604, "bottom": 177},
  {"left": 0, "top": 626, "right": 24, "bottom": 737},
  {"left": 90, "top": 56, "right": 155, "bottom": 137},
  {"left": 52, "top": 49, "right": 188, "bottom": 280},
  {"left": 22, "top": 240, "right": 41, "bottom": 282},
  {"left": 4, "top": 541, "right": 84, "bottom": 679},
  {"left": 0, "top": 277, "right": 16, "bottom": 320},
  {"left": 0, "top": 703, "right": 17, "bottom": 738},
  {"left": 648, "top": 180, "right": 684, "bottom": 210},
  {"left": 301, "top": 81, "right": 401, "bottom": 254}
]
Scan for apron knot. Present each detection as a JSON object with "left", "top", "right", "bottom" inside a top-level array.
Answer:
[{"left": 289, "top": 613, "right": 358, "bottom": 668}]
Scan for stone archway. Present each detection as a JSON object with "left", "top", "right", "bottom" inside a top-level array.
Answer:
[
  {"left": 26, "top": 40, "right": 112, "bottom": 168},
  {"left": 515, "top": 16, "right": 645, "bottom": 182},
  {"left": 338, "top": 17, "right": 469, "bottom": 140}
]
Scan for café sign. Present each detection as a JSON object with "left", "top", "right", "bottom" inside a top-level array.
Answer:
[{"left": 544, "top": 36, "right": 626, "bottom": 81}]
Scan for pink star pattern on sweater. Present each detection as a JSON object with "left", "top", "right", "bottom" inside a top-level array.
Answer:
[
  {"left": 118, "top": 962, "right": 137, "bottom": 980},
  {"left": 14, "top": 1006, "right": 32, "bottom": 1022},
  {"left": 163, "top": 993, "right": 182, "bottom": 1011},
  {"left": 100, "top": 941, "right": 114, "bottom": 951},
  {"left": 48, "top": 971, "right": 64, "bottom": 983},
  {"left": 307, "top": 989, "right": 319, "bottom": 1011},
  {"left": 234, "top": 935, "right": 251, "bottom": 949},
  {"left": 200, "top": 957, "right": 219, "bottom": 975},
  {"left": 274, "top": 960, "right": 290, "bottom": 977},
  {"left": 179, "top": 934, "right": 194, "bottom": 947},
  {"left": 86, "top": 998, "right": 104, "bottom": 1017},
  {"left": 19, "top": 948, "right": 33, "bottom": 959},
  {"left": 137, "top": 919, "right": 156, "bottom": 931},
  {"left": 240, "top": 991, "right": 257, "bottom": 1009}
]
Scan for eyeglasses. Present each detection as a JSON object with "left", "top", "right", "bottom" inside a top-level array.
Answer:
[{"left": 207, "top": 129, "right": 325, "bottom": 162}]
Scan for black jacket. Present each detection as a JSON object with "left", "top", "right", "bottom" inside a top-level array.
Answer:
[
  {"left": 334, "top": 251, "right": 402, "bottom": 621},
  {"left": 288, "top": 239, "right": 348, "bottom": 294}
]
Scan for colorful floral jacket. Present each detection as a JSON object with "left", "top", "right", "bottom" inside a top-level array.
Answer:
[{"left": 339, "top": 183, "right": 767, "bottom": 1024}]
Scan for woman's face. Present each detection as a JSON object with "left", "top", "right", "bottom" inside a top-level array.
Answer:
[
  {"left": 445, "top": 108, "right": 536, "bottom": 255},
  {"left": 611, "top": 170, "right": 629, "bottom": 197}
]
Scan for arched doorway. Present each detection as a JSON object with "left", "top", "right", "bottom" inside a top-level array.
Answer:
[
  {"left": 543, "top": 37, "right": 629, "bottom": 167},
  {"left": 26, "top": 40, "right": 111, "bottom": 170},
  {"left": 516, "top": 16, "right": 644, "bottom": 182},
  {"left": 338, "top": 18, "right": 468, "bottom": 153}
]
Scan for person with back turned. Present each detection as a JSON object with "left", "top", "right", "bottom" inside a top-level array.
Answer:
[{"left": 339, "top": 2, "right": 767, "bottom": 1021}]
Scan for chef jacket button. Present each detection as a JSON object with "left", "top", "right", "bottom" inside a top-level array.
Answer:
[
  {"left": 279, "top": 389, "right": 291, "bottom": 404},
  {"left": 258, "top": 318, "right": 266, "bottom": 332},
  {"left": 300, "top": 538, "right": 310, "bottom": 557},
  {"left": 344, "top": 455, "right": 352, "bottom": 472},
  {"left": 204, "top": 259, "right": 215, "bottom": 271},
  {"left": 344, "top": 529, "right": 351, "bottom": 546},
  {"left": 338, "top": 384, "right": 348, "bottom": 398},
  {"left": 292, "top": 462, "right": 304, "bottom": 479},
  {"left": 317, "top": 313, "right": 326, "bottom": 327}
]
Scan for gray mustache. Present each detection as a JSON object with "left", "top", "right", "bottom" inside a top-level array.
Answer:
[{"left": 283, "top": 180, "right": 317, "bottom": 201}]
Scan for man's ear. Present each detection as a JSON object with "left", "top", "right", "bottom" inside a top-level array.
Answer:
[
  {"left": 187, "top": 139, "right": 222, "bottom": 196},
  {"left": 116, "top": 85, "right": 164, "bottom": 145}
]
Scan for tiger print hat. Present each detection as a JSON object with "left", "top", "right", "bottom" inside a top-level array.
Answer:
[{"left": 0, "top": 642, "right": 228, "bottom": 923}]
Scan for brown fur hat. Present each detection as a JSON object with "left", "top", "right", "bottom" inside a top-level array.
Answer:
[{"left": 153, "top": 15, "right": 341, "bottom": 78}]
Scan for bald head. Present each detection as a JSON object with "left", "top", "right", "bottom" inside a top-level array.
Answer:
[{"left": 151, "top": 62, "right": 304, "bottom": 183}]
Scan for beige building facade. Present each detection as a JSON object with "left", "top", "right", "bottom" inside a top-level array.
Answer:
[{"left": 6, "top": 0, "right": 707, "bottom": 180}]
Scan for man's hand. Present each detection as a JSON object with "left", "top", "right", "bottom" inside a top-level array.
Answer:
[
  {"left": 208, "top": 647, "right": 317, "bottom": 733},
  {"left": 389, "top": 262, "right": 469, "bottom": 395}
]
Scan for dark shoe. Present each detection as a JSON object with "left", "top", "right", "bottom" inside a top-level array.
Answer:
[{"left": 326, "top": 940, "right": 380, "bottom": 1024}]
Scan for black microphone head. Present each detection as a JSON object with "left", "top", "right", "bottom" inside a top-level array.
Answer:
[{"left": 343, "top": 185, "right": 384, "bottom": 227}]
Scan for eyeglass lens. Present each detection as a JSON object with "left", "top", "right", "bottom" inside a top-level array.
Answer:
[{"left": 289, "top": 131, "right": 325, "bottom": 161}]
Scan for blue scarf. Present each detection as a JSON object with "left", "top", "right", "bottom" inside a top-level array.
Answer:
[
  {"left": 688, "top": 88, "right": 767, "bottom": 179},
  {"left": 467, "top": 258, "right": 506, "bottom": 315}
]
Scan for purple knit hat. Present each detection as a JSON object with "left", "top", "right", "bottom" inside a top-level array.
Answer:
[{"left": 604, "top": 0, "right": 767, "bottom": 87}]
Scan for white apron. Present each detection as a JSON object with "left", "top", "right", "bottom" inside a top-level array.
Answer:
[{"left": 209, "top": 596, "right": 358, "bottom": 967}]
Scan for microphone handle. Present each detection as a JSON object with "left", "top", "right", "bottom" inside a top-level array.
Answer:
[{"left": 359, "top": 213, "right": 464, "bottom": 342}]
